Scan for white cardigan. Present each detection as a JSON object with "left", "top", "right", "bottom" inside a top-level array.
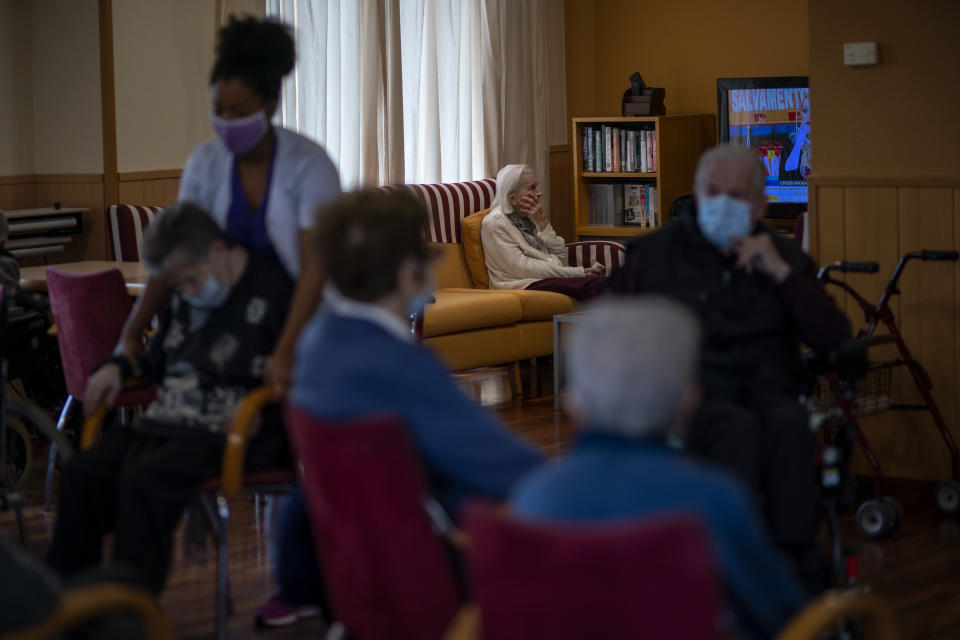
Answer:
[
  {"left": 480, "top": 208, "right": 585, "bottom": 289},
  {"left": 178, "top": 127, "right": 341, "bottom": 277}
]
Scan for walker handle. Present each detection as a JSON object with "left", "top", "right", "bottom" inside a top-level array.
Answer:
[
  {"left": 820, "top": 261, "right": 880, "bottom": 275},
  {"left": 918, "top": 250, "right": 959, "bottom": 261}
]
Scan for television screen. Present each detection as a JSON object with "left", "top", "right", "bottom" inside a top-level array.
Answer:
[{"left": 717, "top": 77, "right": 809, "bottom": 215}]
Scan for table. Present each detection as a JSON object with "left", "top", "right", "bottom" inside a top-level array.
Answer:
[
  {"left": 553, "top": 311, "right": 591, "bottom": 412},
  {"left": 20, "top": 261, "right": 149, "bottom": 296}
]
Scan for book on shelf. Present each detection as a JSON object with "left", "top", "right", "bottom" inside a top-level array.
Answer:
[
  {"left": 610, "top": 127, "right": 620, "bottom": 173},
  {"left": 578, "top": 125, "right": 657, "bottom": 174},
  {"left": 586, "top": 183, "right": 624, "bottom": 226},
  {"left": 639, "top": 133, "right": 647, "bottom": 173},
  {"left": 604, "top": 126, "right": 613, "bottom": 172},
  {"left": 650, "top": 133, "right": 657, "bottom": 172},
  {"left": 645, "top": 131, "right": 654, "bottom": 174},
  {"left": 622, "top": 183, "right": 661, "bottom": 228},
  {"left": 594, "top": 129, "right": 601, "bottom": 172}
]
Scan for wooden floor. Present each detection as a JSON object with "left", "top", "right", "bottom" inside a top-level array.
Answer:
[{"left": 3, "top": 363, "right": 960, "bottom": 639}]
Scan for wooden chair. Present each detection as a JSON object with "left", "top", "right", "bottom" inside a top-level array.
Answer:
[
  {"left": 3, "top": 583, "right": 175, "bottom": 640},
  {"left": 82, "top": 385, "right": 295, "bottom": 640}
]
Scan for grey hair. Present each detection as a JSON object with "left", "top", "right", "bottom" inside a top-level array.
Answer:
[
  {"left": 694, "top": 144, "right": 765, "bottom": 202},
  {"left": 142, "top": 201, "right": 229, "bottom": 273},
  {"left": 490, "top": 164, "right": 534, "bottom": 214},
  {"left": 0, "top": 210, "right": 7, "bottom": 240},
  {"left": 566, "top": 297, "right": 702, "bottom": 439}
]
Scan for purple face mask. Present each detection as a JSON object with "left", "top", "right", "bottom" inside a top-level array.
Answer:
[{"left": 210, "top": 110, "right": 269, "bottom": 155}]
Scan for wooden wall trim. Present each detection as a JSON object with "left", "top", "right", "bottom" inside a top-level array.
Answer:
[
  {"left": 119, "top": 169, "right": 183, "bottom": 182},
  {"left": 0, "top": 175, "right": 37, "bottom": 186},
  {"left": 0, "top": 174, "right": 103, "bottom": 185},
  {"left": 810, "top": 175, "right": 960, "bottom": 188},
  {"left": 98, "top": 0, "right": 118, "bottom": 207},
  {"left": 35, "top": 173, "right": 104, "bottom": 184}
]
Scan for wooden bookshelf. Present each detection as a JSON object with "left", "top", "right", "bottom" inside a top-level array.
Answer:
[{"left": 572, "top": 114, "right": 715, "bottom": 240}]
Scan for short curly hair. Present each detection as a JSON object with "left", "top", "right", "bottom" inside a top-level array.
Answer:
[
  {"left": 315, "top": 189, "right": 429, "bottom": 302},
  {"left": 210, "top": 16, "right": 295, "bottom": 102}
]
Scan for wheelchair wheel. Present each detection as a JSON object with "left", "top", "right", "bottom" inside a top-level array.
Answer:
[
  {"left": 856, "top": 500, "right": 897, "bottom": 539},
  {"left": 935, "top": 480, "right": 960, "bottom": 515},
  {"left": 881, "top": 495, "right": 904, "bottom": 533},
  {"left": 2, "top": 417, "right": 32, "bottom": 489}
]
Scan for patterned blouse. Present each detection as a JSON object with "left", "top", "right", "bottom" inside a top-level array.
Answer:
[{"left": 506, "top": 213, "right": 545, "bottom": 253}]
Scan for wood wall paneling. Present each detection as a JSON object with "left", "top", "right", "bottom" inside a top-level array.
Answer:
[
  {"left": 548, "top": 144, "right": 574, "bottom": 243},
  {"left": 117, "top": 170, "right": 181, "bottom": 206},
  {"left": 813, "top": 179, "right": 960, "bottom": 481}
]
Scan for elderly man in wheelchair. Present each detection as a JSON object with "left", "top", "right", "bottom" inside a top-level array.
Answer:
[
  {"left": 45, "top": 201, "right": 293, "bottom": 595},
  {"left": 607, "top": 145, "right": 851, "bottom": 592}
]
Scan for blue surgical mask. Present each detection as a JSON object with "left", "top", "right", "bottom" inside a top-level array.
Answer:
[
  {"left": 405, "top": 271, "right": 436, "bottom": 317},
  {"left": 183, "top": 274, "right": 231, "bottom": 309},
  {"left": 696, "top": 195, "right": 753, "bottom": 249}
]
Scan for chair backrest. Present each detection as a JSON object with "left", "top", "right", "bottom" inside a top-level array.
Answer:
[
  {"left": 464, "top": 504, "right": 723, "bottom": 640},
  {"left": 46, "top": 268, "right": 132, "bottom": 398},
  {"left": 566, "top": 240, "right": 626, "bottom": 271},
  {"left": 108, "top": 205, "right": 164, "bottom": 262},
  {"left": 383, "top": 179, "right": 496, "bottom": 244},
  {"left": 284, "top": 405, "right": 462, "bottom": 640}
]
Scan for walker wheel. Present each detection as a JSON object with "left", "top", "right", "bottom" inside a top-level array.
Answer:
[
  {"left": 856, "top": 500, "right": 896, "bottom": 539},
  {"left": 881, "top": 495, "right": 904, "bottom": 533},
  {"left": 2, "top": 417, "right": 33, "bottom": 490},
  {"left": 935, "top": 480, "right": 960, "bottom": 515}
]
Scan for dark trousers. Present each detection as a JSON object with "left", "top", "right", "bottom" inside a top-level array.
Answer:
[
  {"left": 47, "top": 425, "right": 286, "bottom": 593},
  {"left": 276, "top": 489, "right": 329, "bottom": 610},
  {"left": 525, "top": 275, "right": 605, "bottom": 301},
  {"left": 687, "top": 393, "right": 818, "bottom": 548}
]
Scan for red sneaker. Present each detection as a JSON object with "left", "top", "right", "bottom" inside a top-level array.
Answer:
[{"left": 254, "top": 593, "right": 323, "bottom": 627}]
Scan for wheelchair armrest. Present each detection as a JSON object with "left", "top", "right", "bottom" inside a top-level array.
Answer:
[
  {"left": 4, "top": 583, "right": 175, "bottom": 640},
  {"left": 220, "top": 386, "right": 283, "bottom": 498},
  {"left": 442, "top": 604, "right": 482, "bottom": 640},
  {"left": 80, "top": 379, "right": 154, "bottom": 450},
  {"left": 776, "top": 590, "right": 898, "bottom": 640}
]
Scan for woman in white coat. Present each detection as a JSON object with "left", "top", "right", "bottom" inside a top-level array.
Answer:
[
  {"left": 117, "top": 17, "right": 340, "bottom": 392},
  {"left": 481, "top": 164, "right": 605, "bottom": 301}
]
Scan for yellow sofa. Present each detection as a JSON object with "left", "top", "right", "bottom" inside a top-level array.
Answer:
[{"left": 400, "top": 179, "right": 625, "bottom": 385}]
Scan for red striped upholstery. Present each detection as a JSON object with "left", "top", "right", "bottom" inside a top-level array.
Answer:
[
  {"left": 384, "top": 179, "right": 496, "bottom": 244},
  {"left": 108, "top": 204, "right": 165, "bottom": 262},
  {"left": 566, "top": 240, "right": 626, "bottom": 270}
]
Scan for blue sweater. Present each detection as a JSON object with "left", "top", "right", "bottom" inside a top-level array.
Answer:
[
  {"left": 291, "top": 309, "right": 544, "bottom": 513},
  {"left": 511, "top": 431, "right": 806, "bottom": 638}
]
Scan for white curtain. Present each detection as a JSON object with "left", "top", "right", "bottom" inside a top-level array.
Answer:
[{"left": 265, "top": 0, "right": 565, "bottom": 199}]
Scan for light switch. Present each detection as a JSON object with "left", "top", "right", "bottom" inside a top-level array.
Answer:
[{"left": 843, "top": 42, "right": 879, "bottom": 66}]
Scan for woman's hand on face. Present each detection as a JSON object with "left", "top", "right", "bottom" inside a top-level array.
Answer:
[{"left": 517, "top": 194, "right": 548, "bottom": 231}]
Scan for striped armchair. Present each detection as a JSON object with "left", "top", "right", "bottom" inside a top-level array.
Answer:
[{"left": 108, "top": 205, "right": 164, "bottom": 262}]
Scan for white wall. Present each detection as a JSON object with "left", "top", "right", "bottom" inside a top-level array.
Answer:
[
  {"left": 32, "top": 0, "right": 103, "bottom": 174},
  {"left": 113, "top": 0, "right": 217, "bottom": 172},
  {"left": 0, "top": 0, "right": 35, "bottom": 175}
]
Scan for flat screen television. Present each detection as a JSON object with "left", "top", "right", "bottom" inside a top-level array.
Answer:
[{"left": 717, "top": 76, "right": 809, "bottom": 219}]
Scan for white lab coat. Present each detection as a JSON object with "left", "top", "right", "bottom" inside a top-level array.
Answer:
[
  {"left": 178, "top": 127, "right": 341, "bottom": 277},
  {"left": 480, "top": 208, "right": 585, "bottom": 289}
]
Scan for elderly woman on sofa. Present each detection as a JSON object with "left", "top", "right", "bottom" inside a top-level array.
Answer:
[{"left": 481, "top": 164, "right": 605, "bottom": 301}]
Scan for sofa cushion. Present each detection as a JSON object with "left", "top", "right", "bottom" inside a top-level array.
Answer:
[
  {"left": 460, "top": 209, "right": 491, "bottom": 289},
  {"left": 430, "top": 242, "right": 474, "bottom": 289},
  {"left": 438, "top": 288, "right": 575, "bottom": 323},
  {"left": 423, "top": 289, "right": 523, "bottom": 338}
]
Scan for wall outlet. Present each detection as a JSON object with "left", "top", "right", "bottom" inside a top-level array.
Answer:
[{"left": 843, "top": 42, "right": 879, "bottom": 66}]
